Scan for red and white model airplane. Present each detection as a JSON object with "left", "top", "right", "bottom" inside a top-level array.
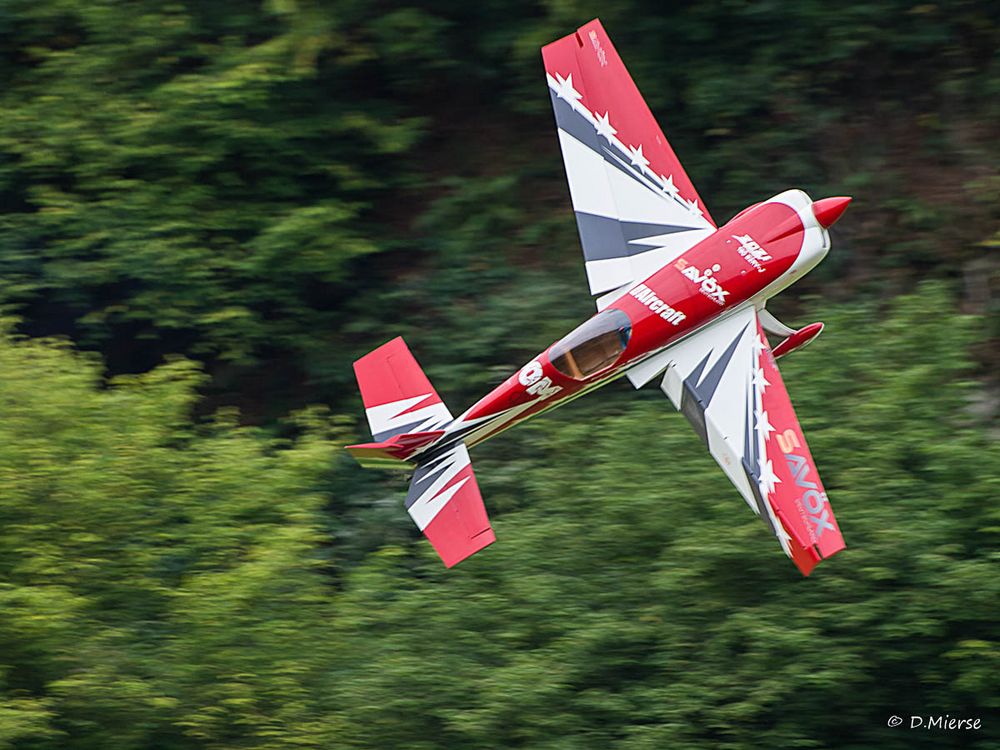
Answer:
[{"left": 347, "top": 20, "right": 848, "bottom": 575}]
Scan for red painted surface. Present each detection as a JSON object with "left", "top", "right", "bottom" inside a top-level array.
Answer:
[
  {"left": 422, "top": 464, "right": 495, "bottom": 568},
  {"left": 612, "top": 200, "right": 802, "bottom": 364},
  {"left": 811, "top": 196, "right": 852, "bottom": 229},
  {"left": 345, "top": 429, "right": 445, "bottom": 464},
  {"left": 758, "top": 319, "right": 845, "bottom": 565},
  {"left": 462, "top": 199, "right": 806, "bottom": 440},
  {"left": 353, "top": 337, "right": 443, "bottom": 409},
  {"left": 773, "top": 322, "right": 824, "bottom": 359},
  {"left": 542, "top": 18, "right": 715, "bottom": 226}
]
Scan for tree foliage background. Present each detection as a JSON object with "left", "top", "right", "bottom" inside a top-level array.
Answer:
[{"left": 0, "top": 1, "right": 997, "bottom": 748}]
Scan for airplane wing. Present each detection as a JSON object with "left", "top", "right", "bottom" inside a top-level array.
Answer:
[
  {"left": 628, "top": 306, "right": 845, "bottom": 574},
  {"left": 542, "top": 19, "right": 716, "bottom": 308}
]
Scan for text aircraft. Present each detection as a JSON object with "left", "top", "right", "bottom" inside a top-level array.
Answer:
[{"left": 347, "top": 19, "right": 848, "bottom": 575}]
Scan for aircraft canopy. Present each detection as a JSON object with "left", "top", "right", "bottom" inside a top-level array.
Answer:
[{"left": 550, "top": 308, "right": 631, "bottom": 379}]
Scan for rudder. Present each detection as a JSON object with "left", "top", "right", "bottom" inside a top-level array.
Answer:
[{"left": 353, "top": 337, "right": 453, "bottom": 444}]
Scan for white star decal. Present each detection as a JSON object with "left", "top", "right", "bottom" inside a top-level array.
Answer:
[
  {"left": 751, "top": 333, "right": 768, "bottom": 357},
  {"left": 758, "top": 457, "right": 781, "bottom": 497},
  {"left": 755, "top": 409, "right": 775, "bottom": 441},
  {"left": 684, "top": 196, "right": 703, "bottom": 216},
  {"left": 594, "top": 111, "right": 616, "bottom": 141},
  {"left": 773, "top": 520, "right": 792, "bottom": 550},
  {"left": 628, "top": 144, "right": 649, "bottom": 170},
  {"left": 554, "top": 73, "right": 582, "bottom": 104},
  {"left": 753, "top": 365, "right": 771, "bottom": 391},
  {"left": 659, "top": 173, "right": 678, "bottom": 197}
]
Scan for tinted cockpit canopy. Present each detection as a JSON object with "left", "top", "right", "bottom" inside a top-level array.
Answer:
[{"left": 550, "top": 309, "right": 632, "bottom": 380}]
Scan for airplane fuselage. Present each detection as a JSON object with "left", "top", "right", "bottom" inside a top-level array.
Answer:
[{"left": 424, "top": 189, "right": 837, "bottom": 458}]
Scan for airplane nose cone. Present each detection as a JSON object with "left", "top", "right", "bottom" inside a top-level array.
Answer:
[{"left": 812, "top": 196, "right": 852, "bottom": 229}]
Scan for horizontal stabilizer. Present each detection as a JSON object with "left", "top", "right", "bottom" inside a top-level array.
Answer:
[
  {"left": 350, "top": 337, "right": 493, "bottom": 567},
  {"left": 346, "top": 430, "right": 445, "bottom": 470},
  {"left": 406, "top": 444, "right": 495, "bottom": 567}
]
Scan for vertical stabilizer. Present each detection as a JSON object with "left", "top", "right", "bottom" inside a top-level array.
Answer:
[{"left": 348, "top": 337, "right": 496, "bottom": 567}]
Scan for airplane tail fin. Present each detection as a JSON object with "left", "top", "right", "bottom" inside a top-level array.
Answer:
[
  {"left": 347, "top": 336, "right": 453, "bottom": 468},
  {"left": 347, "top": 337, "right": 496, "bottom": 566},
  {"left": 345, "top": 430, "right": 445, "bottom": 470}
]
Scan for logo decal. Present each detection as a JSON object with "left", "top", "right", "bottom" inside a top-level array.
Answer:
[
  {"left": 518, "top": 360, "right": 542, "bottom": 386},
  {"left": 588, "top": 30, "right": 608, "bottom": 67},
  {"left": 519, "top": 360, "right": 562, "bottom": 400},
  {"left": 731, "top": 233, "right": 771, "bottom": 273},
  {"left": 628, "top": 283, "right": 686, "bottom": 325},
  {"left": 674, "top": 259, "right": 730, "bottom": 306},
  {"left": 776, "top": 428, "right": 799, "bottom": 454},
  {"left": 774, "top": 427, "right": 835, "bottom": 541}
]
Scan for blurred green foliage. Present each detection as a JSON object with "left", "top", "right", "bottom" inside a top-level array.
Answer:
[
  {"left": 0, "top": 287, "right": 996, "bottom": 748},
  {"left": 0, "top": 0, "right": 996, "bottom": 412},
  {"left": 0, "top": 1, "right": 997, "bottom": 748}
]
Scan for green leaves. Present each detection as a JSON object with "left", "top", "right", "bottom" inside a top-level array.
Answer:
[
  {"left": 0, "top": 326, "right": 345, "bottom": 748},
  {"left": 1, "top": 0, "right": 996, "bottom": 418},
  {"left": 0, "top": 285, "right": 995, "bottom": 749},
  {"left": 0, "top": 0, "right": 422, "bottom": 377},
  {"left": 0, "top": 2, "right": 996, "bottom": 747}
]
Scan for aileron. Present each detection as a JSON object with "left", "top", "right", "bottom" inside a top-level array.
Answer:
[{"left": 648, "top": 306, "right": 845, "bottom": 573}]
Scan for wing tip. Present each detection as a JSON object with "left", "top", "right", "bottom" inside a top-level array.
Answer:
[{"left": 791, "top": 537, "right": 846, "bottom": 577}]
